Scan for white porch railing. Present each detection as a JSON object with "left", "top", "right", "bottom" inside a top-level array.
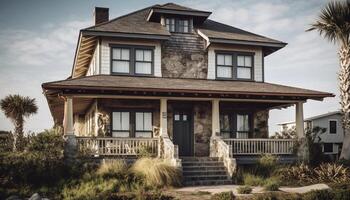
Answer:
[
  {"left": 76, "top": 137, "right": 159, "bottom": 156},
  {"left": 161, "top": 136, "right": 181, "bottom": 167},
  {"left": 223, "top": 138, "right": 295, "bottom": 155}
]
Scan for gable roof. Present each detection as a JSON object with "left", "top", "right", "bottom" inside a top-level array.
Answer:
[{"left": 155, "top": 3, "right": 204, "bottom": 12}]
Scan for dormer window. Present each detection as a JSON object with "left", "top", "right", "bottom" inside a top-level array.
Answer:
[{"left": 165, "top": 18, "right": 191, "bottom": 33}]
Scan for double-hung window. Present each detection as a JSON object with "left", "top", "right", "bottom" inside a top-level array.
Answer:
[
  {"left": 219, "top": 113, "right": 251, "bottom": 139},
  {"left": 111, "top": 45, "right": 154, "bottom": 75},
  {"left": 112, "top": 111, "right": 153, "bottom": 138},
  {"left": 112, "top": 112, "right": 130, "bottom": 137},
  {"left": 216, "top": 52, "right": 253, "bottom": 80},
  {"left": 135, "top": 112, "right": 153, "bottom": 138},
  {"left": 216, "top": 54, "right": 233, "bottom": 78},
  {"left": 135, "top": 49, "right": 152, "bottom": 74},
  {"left": 165, "top": 18, "right": 175, "bottom": 32},
  {"left": 237, "top": 55, "right": 252, "bottom": 79}
]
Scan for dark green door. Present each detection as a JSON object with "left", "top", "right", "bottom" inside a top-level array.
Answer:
[{"left": 173, "top": 109, "right": 193, "bottom": 156}]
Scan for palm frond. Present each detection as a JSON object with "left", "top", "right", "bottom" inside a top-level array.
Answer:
[{"left": 308, "top": 1, "right": 350, "bottom": 46}]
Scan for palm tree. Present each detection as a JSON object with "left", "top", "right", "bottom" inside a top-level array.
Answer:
[
  {"left": 0, "top": 94, "right": 38, "bottom": 151},
  {"left": 307, "top": 1, "right": 350, "bottom": 160}
]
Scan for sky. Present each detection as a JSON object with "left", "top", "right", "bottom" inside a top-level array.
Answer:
[{"left": 0, "top": 0, "right": 341, "bottom": 135}]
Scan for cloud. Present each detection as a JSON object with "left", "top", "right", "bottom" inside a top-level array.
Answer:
[{"left": 0, "top": 20, "right": 89, "bottom": 132}]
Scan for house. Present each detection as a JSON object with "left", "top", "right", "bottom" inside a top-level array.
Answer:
[
  {"left": 278, "top": 111, "right": 343, "bottom": 159},
  {"left": 42, "top": 3, "right": 333, "bottom": 185}
]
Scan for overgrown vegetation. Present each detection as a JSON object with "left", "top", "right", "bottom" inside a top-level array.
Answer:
[
  {"left": 211, "top": 191, "right": 235, "bottom": 200},
  {"left": 131, "top": 158, "right": 182, "bottom": 188},
  {"left": 237, "top": 185, "right": 252, "bottom": 194}
]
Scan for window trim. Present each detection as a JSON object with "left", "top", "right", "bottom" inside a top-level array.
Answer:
[
  {"left": 110, "top": 109, "right": 153, "bottom": 138},
  {"left": 110, "top": 44, "right": 155, "bottom": 76},
  {"left": 329, "top": 119, "right": 337, "bottom": 134},
  {"left": 165, "top": 17, "right": 192, "bottom": 33},
  {"left": 215, "top": 51, "right": 255, "bottom": 81},
  {"left": 323, "top": 143, "right": 334, "bottom": 153},
  {"left": 219, "top": 111, "right": 253, "bottom": 139}
]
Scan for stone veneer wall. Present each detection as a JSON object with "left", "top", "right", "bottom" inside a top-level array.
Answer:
[
  {"left": 193, "top": 102, "right": 212, "bottom": 156},
  {"left": 253, "top": 110, "right": 269, "bottom": 138},
  {"left": 161, "top": 33, "right": 207, "bottom": 78}
]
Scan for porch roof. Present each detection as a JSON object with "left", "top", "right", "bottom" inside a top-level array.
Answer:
[{"left": 42, "top": 75, "right": 333, "bottom": 100}]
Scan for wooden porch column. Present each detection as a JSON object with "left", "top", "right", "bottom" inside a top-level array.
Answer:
[
  {"left": 63, "top": 97, "right": 74, "bottom": 136},
  {"left": 295, "top": 101, "right": 308, "bottom": 162},
  {"left": 212, "top": 99, "right": 220, "bottom": 138},
  {"left": 63, "top": 97, "right": 77, "bottom": 160},
  {"left": 295, "top": 102, "right": 304, "bottom": 138},
  {"left": 160, "top": 98, "right": 168, "bottom": 138}
]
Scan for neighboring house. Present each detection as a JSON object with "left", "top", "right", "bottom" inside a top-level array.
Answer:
[
  {"left": 42, "top": 3, "right": 333, "bottom": 185},
  {"left": 278, "top": 111, "right": 343, "bottom": 158}
]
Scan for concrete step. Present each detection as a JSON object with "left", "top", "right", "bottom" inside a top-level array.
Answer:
[
  {"left": 182, "top": 165, "right": 227, "bottom": 171},
  {"left": 184, "top": 174, "right": 230, "bottom": 181},
  {"left": 183, "top": 179, "right": 232, "bottom": 186},
  {"left": 183, "top": 170, "right": 227, "bottom": 176},
  {"left": 182, "top": 161, "right": 225, "bottom": 167},
  {"left": 181, "top": 157, "right": 219, "bottom": 162}
]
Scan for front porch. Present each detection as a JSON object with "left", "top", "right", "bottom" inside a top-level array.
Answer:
[{"left": 59, "top": 96, "right": 302, "bottom": 162}]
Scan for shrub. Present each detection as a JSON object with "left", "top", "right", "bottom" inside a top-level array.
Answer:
[
  {"left": 313, "top": 163, "right": 350, "bottom": 184},
  {"left": 302, "top": 189, "right": 334, "bottom": 200},
  {"left": 243, "top": 174, "right": 265, "bottom": 186},
  {"left": 264, "top": 179, "right": 279, "bottom": 191},
  {"left": 333, "top": 189, "right": 350, "bottom": 200},
  {"left": 96, "top": 160, "right": 128, "bottom": 179},
  {"left": 237, "top": 185, "right": 252, "bottom": 194},
  {"left": 257, "top": 154, "right": 278, "bottom": 177},
  {"left": 137, "top": 145, "right": 155, "bottom": 158},
  {"left": 277, "top": 164, "right": 314, "bottom": 185},
  {"left": 211, "top": 191, "right": 235, "bottom": 200},
  {"left": 131, "top": 158, "right": 182, "bottom": 188},
  {"left": 254, "top": 192, "right": 302, "bottom": 200}
]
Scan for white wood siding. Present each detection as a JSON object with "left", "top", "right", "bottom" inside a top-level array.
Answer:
[
  {"left": 100, "top": 38, "right": 162, "bottom": 76},
  {"left": 86, "top": 42, "right": 99, "bottom": 76},
  {"left": 207, "top": 45, "right": 264, "bottom": 82}
]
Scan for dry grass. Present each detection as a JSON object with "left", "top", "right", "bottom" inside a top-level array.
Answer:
[
  {"left": 96, "top": 160, "right": 127, "bottom": 178},
  {"left": 131, "top": 158, "right": 182, "bottom": 188}
]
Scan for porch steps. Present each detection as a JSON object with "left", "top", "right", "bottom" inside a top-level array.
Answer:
[{"left": 181, "top": 157, "right": 232, "bottom": 186}]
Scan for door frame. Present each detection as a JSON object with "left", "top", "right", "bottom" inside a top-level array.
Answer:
[{"left": 172, "top": 104, "right": 194, "bottom": 157}]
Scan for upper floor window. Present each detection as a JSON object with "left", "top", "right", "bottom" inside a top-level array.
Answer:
[
  {"left": 216, "top": 52, "right": 253, "bottom": 80},
  {"left": 329, "top": 120, "right": 337, "bottom": 134},
  {"left": 165, "top": 18, "right": 191, "bottom": 33},
  {"left": 111, "top": 45, "right": 154, "bottom": 76}
]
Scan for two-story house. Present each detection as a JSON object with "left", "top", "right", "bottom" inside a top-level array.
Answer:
[
  {"left": 42, "top": 3, "right": 333, "bottom": 185},
  {"left": 278, "top": 111, "right": 343, "bottom": 160}
]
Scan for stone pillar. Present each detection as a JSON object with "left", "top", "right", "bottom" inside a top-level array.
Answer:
[
  {"left": 211, "top": 99, "right": 220, "bottom": 138},
  {"left": 63, "top": 97, "right": 77, "bottom": 160},
  {"left": 295, "top": 102, "right": 308, "bottom": 162},
  {"left": 160, "top": 98, "right": 168, "bottom": 138}
]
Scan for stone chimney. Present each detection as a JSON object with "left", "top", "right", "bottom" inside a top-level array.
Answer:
[{"left": 94, "top": 7, "right": 109, "bottom": 25}]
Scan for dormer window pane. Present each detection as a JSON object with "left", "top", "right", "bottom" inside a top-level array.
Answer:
[
  {"left": 225, "top": 55, "right": 232, "bottom": 65},
  {"left": 237, "top": 56, "right": 244, "bottom": 66},
  {"left": 121, "top": 49, "right": 130, "bottom": 60},
  {"left": 245, "top": 56, "right": 252, "bottom": 67},
  {"left": 166, "top": 18, "right": 175, "bottom": 32},
  {"left": 217, "top": 55, "right": 225, "bottom": 65}
]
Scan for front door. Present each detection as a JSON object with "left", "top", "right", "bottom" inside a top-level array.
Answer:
[{"left": 173, "top": 109, "right": 193, "bottom": 156}]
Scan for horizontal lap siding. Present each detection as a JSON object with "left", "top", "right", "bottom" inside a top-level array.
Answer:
[
  {"left": 207, "top": 45, "right": 264, "bottom": 82},
  {"left": 100, "top": 38, "right": 162, "bottom": 77}
]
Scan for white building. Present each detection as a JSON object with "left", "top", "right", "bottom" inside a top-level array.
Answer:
[{"left": 278, "top": 111, "right": 343, "bottom": 156}]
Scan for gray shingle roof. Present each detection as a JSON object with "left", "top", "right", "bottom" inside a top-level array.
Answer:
[
  {"left": 84, "top": 7, "right": 170, "bottom": 36},
  {"left": 198, "top": 19, "right": 285, "bottom": 45},
  {"left": 42, "top": 75, "right": 333, "bottom": 99}
]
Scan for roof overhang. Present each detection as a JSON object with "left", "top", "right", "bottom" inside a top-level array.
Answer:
[
  {"left": 208, "top": 37, "right": 287, "bottom": 56},
  {"left": 81, "top": 30, "right": 170, "bottom": 40},
  {"left": 147, "top": 7, "right": 212, "bottom": 24}
]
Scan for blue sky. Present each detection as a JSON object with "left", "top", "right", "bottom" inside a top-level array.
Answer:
[{"left": 0, "top": 0, "right": 340, "bottom": 134}]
